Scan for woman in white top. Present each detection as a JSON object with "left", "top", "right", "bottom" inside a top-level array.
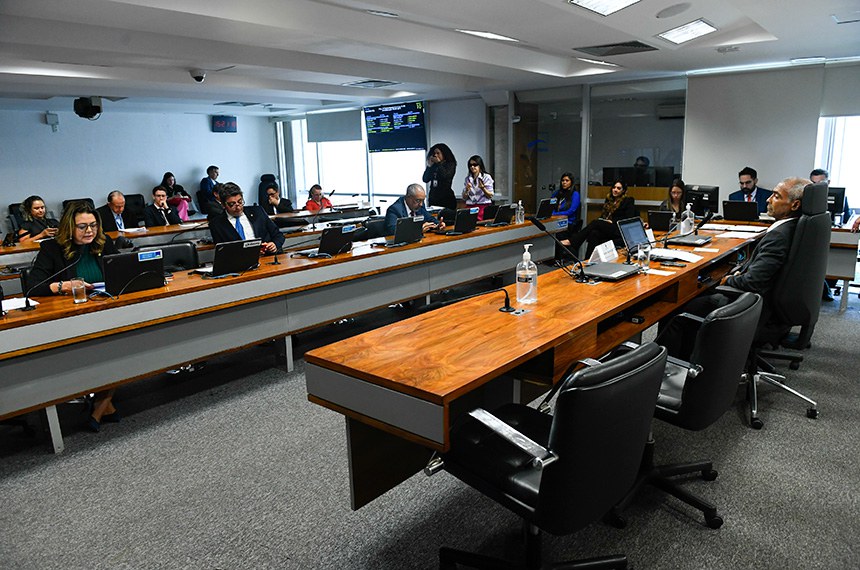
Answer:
[{"left": 461, "top": 155, "right": 494, "bottom": 220}]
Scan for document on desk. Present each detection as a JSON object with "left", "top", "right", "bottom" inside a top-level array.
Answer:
[
  {"left": 716, "top": 231, "right": 763, "bottom": 239},
  {"left": 119, "top": 227, "right": 146, "bottom": 233},
  {"left": 645, "top": 268, "right": 676, "bottom": 276},
  {"left": 649, "top": 248, "right": 703, "bottom": 263},
  {"left": 2, "top": 297, "right": 38, "bottom": 311},
  {"left": 702, "top": 223, "right": 765, "bottom": 233}
]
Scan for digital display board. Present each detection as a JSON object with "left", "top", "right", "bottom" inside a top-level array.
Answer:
[{"left": 364, "top": 101, "right": 426, "bottom": 152}]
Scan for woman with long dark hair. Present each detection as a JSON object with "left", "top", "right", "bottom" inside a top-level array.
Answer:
[
  {"left": 564, "top": 180, "right": 636, "bottom": 257},
  {"left": 161, "top": 171, "right": 193, "bottom": 221},
  {"left": 461, "top": 155, "right": 494, "bottom": 220},
  {"left": 423, "top": 143, "right": 457, "bottom": 211},
  {"left": 660, "top": 179, "right": 686, "bottom": 218},
  {"left": 17, "top": 195, "right": 59, "bottom": 243}
]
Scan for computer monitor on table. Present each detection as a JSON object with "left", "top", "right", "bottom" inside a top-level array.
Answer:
[
  {"left": 827, "top": 187, "right": 846, "bottom": 223},
  {"left": 684, "top": 185, "right": 719, "bottom": 216}
]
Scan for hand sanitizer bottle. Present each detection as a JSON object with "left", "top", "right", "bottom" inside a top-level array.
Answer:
[
  {"left": 680, "top": 203, "right": 694, "bottom": 234},
  {"left": 516, "top": 243, "right": 538, "bottom": 304},
  {"left": 515, "top": 200, "right": 525, "bottom": 224}
]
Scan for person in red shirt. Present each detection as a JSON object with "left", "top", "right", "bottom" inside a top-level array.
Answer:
[{"left": 305, "top": 184, "right": 332, "bottom": 212}]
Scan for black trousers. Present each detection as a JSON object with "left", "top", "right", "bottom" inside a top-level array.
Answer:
[{"left": 568, "top": 219, "right": 620, "bottom": 257}]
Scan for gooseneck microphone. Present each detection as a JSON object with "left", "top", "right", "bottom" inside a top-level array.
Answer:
[
  {"left": 169, "top": 220, "right": 209, "bottom": 242},
  {"left": 19, "top": 256, "right": 82, "bottom": 311},
  {"left": 694, "top": 210, "right": 714, "bottom": 235},
  {"left": 527, "top": 216, "right": 589, "bottom": 283}
]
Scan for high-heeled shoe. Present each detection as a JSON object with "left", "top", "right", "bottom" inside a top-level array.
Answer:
[
  {"left": 86, "top": 416, "right": 101, "bottom": 433},
  {"left": 102, "top": 411, "right": 122, "bottom": 423}
]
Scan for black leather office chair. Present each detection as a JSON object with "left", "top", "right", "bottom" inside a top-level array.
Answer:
[
  {"left": 123, "top": 193, "right": 146, "bottom": 227},
  {"left": 61, "top": 198, "right": 95, "bottom": 213},
  {"left": 362, "top": 217, "right": 387, "bottom": 239},
  {"left": 196, "top": 190, "right": 212, "bottom": 216},
  {"left": 135, "top": 241, "right": 199, "bottom": 272},
  {"left": 7, "top": 203, "right": 25, "bottom": 232},
  {"left": 258, "top": 173, "right": 277, "bottom": 206},
  {"left": 431, "top": 342, "right": 667, "bottom": 569},
  {"left": 743, "top": 181, "right": 829, "bottom": 428},
  {"left": 609, "top": 292, "right": 762, "bottom": 529}
]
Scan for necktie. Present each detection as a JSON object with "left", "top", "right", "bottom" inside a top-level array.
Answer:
[
  {"left": 160, "top": 208, "right": 168, "bottom": 224},
  {"left": 115, "top": 214, "right": 124, "bottom": 230},
  {"left": 746, "top": 194, "right": 752, "bottom": 202},
  {"left": 234, "top": 216, "right": 246, "bottom": 239}
]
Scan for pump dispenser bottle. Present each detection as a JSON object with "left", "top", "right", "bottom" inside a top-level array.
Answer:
[{"left": 516, "top": 243, "right": 538, "bottom": 304}]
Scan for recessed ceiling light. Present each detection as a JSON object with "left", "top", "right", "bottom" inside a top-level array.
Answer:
[
  {"left": 658, "top": 19, "right": 717, "bottom": 44},
  {"left": 655, "top": 3, "right": 691, "bottom": 19},
  {"left": 567, "top": 0, "right": 641, "bottom": 17},
  {"left": 456, "top": 30, "right": 519, "bottom": 42},
  {"left": 576, "top": 57, "right": 619, "bottom": 67},
  {"left": 366, "top": 10, "right": 399, "bottom": 18}
]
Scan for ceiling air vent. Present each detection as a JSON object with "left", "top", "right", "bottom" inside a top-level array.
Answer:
[
  {"left": 575, "top": 41, "right": 657, "bottom": 57},
  {"left": 342, "top": 79, "right": 401, "bottom": 89}
]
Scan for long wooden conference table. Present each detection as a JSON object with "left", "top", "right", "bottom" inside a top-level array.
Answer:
[
  {"left": 305, "top": 232, "right": 757, "bottom": 509},
  {"left": 0, "top": 220, "right": 558, "bottom": 452}
]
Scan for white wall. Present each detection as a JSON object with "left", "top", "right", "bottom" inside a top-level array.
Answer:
[
  {"left": 0, "top": 111, "right": 277, "bottom": 218},
  {"left": 682, "top": 66, "right": 825, "bottom": 200},
  {"left": 426, "top": 98, "right": 488, "bottom": 185}
]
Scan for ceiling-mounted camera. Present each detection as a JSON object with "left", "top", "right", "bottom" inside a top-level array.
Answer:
[
  {"left": 73, "top": 96, "right": 102, "bottom": 119},
  {"left": 190, "top": 69, "right": 206, "bottom": 83}
]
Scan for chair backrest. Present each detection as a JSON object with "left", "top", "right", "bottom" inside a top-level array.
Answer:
[
  {"left": 536, "top": 342, "right": 666, "bottom": 534},
  {"left": 363, "top": 217, "right": 387, "bottom": 239},
  {"left": 196, "top": 190, "right": 211, "bottom": 215},
  {"left": 770, "top": 182, "right": 830, "bottom": 330},
  {"left": 258, "top": 174, "right": 277, "bottom": 206},
  {"left": 663, "top": 291, "right": 763, "bottom": 431},
  {"left": 8, "top": 203, "right": 25, "bottom": 231},
  {"left": 19, "top": 266, "right": 34, "bottom": 294},
  {"left": 62, "top": 198, "right": 95, "bottom": 213},
  {"left": 136, "top": 241, "right": 199, "bottom": 271},
  {"left": 124, "top": 193, "right": 146, "bottom": 225}
]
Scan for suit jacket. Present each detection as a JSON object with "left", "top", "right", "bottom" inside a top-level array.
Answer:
[
  {"left": 726, "top": 217, "right": 797, "bottom": 303},
  {"left": 208, "top": 205, "right": 285, "bottom": 250},
  {"left": 29, "top": 236, "right": 119, "bottom": 296},
  {"left": 263, "top": 198, "right": 293, "bottom": 215},
  {"left": 384, "top": 196, "right": 436, "bottom": 236},
  {"left": 96, "top": 204, "right": 136, "bottom": 233},
  {"left": 143, "top": 203, "right": 182, "bottom": 227},
  {"left": 728, "top": 187, "right": 770, "bottom": 214}
]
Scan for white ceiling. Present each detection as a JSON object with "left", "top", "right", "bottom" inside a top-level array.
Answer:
[{"left": 0, "top": 0, "right": 858, "bottom": 116}]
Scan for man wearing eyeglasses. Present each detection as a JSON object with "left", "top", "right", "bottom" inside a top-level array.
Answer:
[
  {"left": 729, "top": 166, "right": 770, "bottom": 214},
  {"left": 208, "top": 182, "right": 285, "bottom": 254}
]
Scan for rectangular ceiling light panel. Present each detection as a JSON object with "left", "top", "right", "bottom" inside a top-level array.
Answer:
[
  {"left": 658, "top": 19, "right": 717, "bottom": 45},
  {"left": 568, "top": 0, "right": 641, "bottom": 17}
]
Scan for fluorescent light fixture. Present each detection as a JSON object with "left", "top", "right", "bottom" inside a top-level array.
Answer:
[
  {"left": 366, "top": 10, "right": 399, "bottom": 18},
  {"left": 790, "top": 57, "right": 826, "bottom": 65},
  {"left": 658, "top": 19, "right": 717, "bottom": 44},
  {"left": 456, "top": 29, "right": 519, "bottom": 42},
  {"left": 567, "top": 0, "right": 640, "bottom": 17},
  {"left": 576, "top": 57, "right": 619, "bottom": 67}
]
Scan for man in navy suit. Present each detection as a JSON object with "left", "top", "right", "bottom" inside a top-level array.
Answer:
[
  {"left": 729, "top": 166, "right": 770, "bottom": 214},
  {"left": 208, "top": 182, "right": 284, "bottom": 253},
  {"left": 384, "top": 183, "right": 443, "bottom": 236}
]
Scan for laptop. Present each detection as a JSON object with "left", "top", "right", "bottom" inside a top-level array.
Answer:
[
  {"left": 294, "top": 225, "right": 357, "bottom": 258},
  {"left": 722, "top": 200, "right": 759, "bottom": 222},
  {"left": 437, "top": 207, "right": 479, "bottom": 236},
  {"left": 580, "top": 261, "right": 640, "bottom": 282},
  {"left": 647, "top": 210, "right": 674, "bottom": 232},
  {"left": 665, "top": 231, "right": 713, "bottom": 247},
  {"left": 377, "top": 216, "right": 424, "bottom": 247},
  {"left": 617, "top": 217, "right": 651, "bottom": 255},
  {"left": 195, "top": 238, "right": 263, "bottom": 276},
  {"left": 102, "top": 250, "right": 165, "bottom": 296},
  {"left": 477, "top": 203, "right": 517, "bottom": 227},
  {"left": 535, "top": 197, "right": 558, "bottom": 220}
]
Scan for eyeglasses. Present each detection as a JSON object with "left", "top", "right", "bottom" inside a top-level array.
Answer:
[
  {"left": 75, "top": 222, "right": 99, "bottom": 232},
  {"left": 225, "top": 198, "right": 244, "bottom": 208},
  {"left": 468, "top": 163, "right": 479, "bottom": 167}
]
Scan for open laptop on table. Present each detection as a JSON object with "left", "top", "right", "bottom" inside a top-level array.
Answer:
[
  {"left": 722, "top": 200, "right": 759, "bottom": 222},
  {"left": 617, "top": 217, "right": 651, "bottom": 256},
  {"left": 435, "top": 207, "right": 479, "bottom": 236},
  {"left": 102, "top": 250, "right": 165, "bottom": 296},
  {"left": 477, "top": 203, "right": 518, "bottom": 227},
  {"left": 194, "top": 238, "right": 262, "bottom": 277},
  {"left": 293, "top": 225, "right": 357, "bottom": 258},
  {"left": 535, "top": 197, "right": 558, "bottom": 220},
  {"left": 371, "top": 216, "right": 424, "bottom": 248}
]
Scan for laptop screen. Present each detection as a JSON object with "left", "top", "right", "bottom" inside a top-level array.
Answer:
[{"left": 617, "top": 217, "right": 650, "bottom": 253}]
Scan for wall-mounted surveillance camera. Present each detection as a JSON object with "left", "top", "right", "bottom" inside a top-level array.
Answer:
[{"left": 190, "top": 69, "right": 206, "bottom": 83}]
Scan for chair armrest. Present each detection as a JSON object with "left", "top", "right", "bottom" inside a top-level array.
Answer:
[
  {"left": 715, "top": 285, "right": 744, "bottom": 296},
  {"left": 666, "top": 355, "right": 703, "bottom": 378},
  {"left": 468, "top": 409, "right": 558, "bottom": 470},
  {"left": 653, "top": 312, "right": 705, "bottom": 346},
  {"left": 537, "top": 358, "right": 602, "bottom": 413}
]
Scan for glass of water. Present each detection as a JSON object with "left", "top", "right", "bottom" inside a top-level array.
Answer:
[
  {"left": 71, "top": 277, "right": 88, "bottom": 304},
  {"left": 637, "top": 244, "right": 652, "bottom": 271}
]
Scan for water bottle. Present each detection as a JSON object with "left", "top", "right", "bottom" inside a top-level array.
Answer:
[
  {"left": 516, "top": 243, "right": 538, "bottom": 304},
  {"left": 515, "top": 200, "right": 525, "bottom": 224},
  {"left": 679, "top": 203, "right": 694, "bottom": 234}
]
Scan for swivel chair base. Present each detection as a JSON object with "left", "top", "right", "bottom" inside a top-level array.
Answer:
[
  {"left": 745, "top": 352, "right": 819, "bottom": 429},
  {"left": 440, "top": 523, "right": 627, "bottom": 570},
  {"left": 608, "top": 440, "right": 724, "bottom": 530}
]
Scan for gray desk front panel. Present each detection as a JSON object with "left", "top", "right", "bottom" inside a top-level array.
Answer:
[{"left": 0, "top": 297, "right": 286, "bottom": 416}]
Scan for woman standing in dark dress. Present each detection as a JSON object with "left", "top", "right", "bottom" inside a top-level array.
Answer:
[
  {"left": 423, "top": 143, "right": 457, "bottom": 211},
  {"left": 565, "top": 180, "right": 636, "bottom": 257}
]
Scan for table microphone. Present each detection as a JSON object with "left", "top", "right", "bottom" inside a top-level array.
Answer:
[
  {"left": 18, "top": 256, "right": 81, "bottom": 311},
  {"left": 169, "top": 220, "right": 209, "bottom": 242},
  {"left": 526, "top": 216, "right": 589, "bottom": 283},
  {"left": 694, "top": 210, "right": 714, "bottom": 235}
]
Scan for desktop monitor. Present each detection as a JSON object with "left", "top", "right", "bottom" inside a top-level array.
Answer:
[
  {"left": 827, "top": 187, "right": 846, "bottom": 222},
  {"left": 684, "top": 184, "right": 719, "bottom": 216}
]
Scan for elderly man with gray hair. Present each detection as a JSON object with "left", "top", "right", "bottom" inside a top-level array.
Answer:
[{"left": 384, "top": 183, "right": 444, "bottom": 236}]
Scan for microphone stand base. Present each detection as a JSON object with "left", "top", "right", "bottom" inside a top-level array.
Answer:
[{"left": 499, "top": 305, "right": 516, "bottom": 313}]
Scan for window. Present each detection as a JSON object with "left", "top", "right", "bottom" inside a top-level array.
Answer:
[{"left": 816, "top": 116, "right": 860, "bottom": 207}]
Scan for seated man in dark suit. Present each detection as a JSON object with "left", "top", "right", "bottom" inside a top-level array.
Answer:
[
  {"left": 660, "top": 176, "right": 807, "bottom": 357},
  {"left": 729, "top": 166, "right": 771, "bottom": 214},
  {"left": 384, "top": 183, "right": 443, "bottom": 236},
  {"left": 95, "top": 190, "right": 135, "bottom": 247},
  {"left": 143, "top": 186, "right": 182, "bottom": 227},
  {"left": 208, "top": 182, "right": 285, "bottom": 254},
  {"left": 262, "top": 182, "right": 293, "bottom": 215}
]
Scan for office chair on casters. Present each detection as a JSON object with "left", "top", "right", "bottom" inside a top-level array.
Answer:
[
  {"left": 741, "top": 182, "right": 829, "bottom": 429},
  {"left": 429, "top": 342, "right": 667, "bottom": 570},
  {"left": 608, "top": 292, "right": 762, "bottom": 530}
]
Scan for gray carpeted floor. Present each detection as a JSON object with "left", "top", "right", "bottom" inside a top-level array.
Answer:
[{"left": 1, "top": 292, "right": 859, "bottom": 569}]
